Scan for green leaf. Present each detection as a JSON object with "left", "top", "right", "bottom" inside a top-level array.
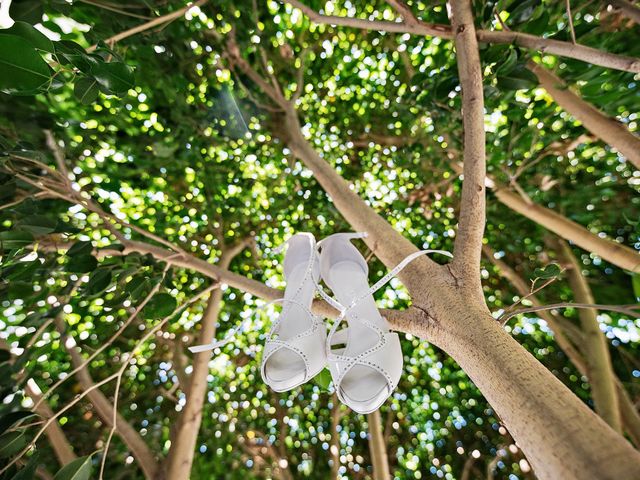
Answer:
[
  {"left": 85, "top": 268, "right": 112, "bottom": 295},
  {"left": 90, "top": 62, "right": 134, "bottom": 95},
  {"left": 17, "top": 215, "right": 57, "bottom": 235},
  {"left": 509, "top": 0, "right": 541, "bottom": 24},
  {"left": 0, "top": 411, "right": 36, "bottom": 436},
  {"left": 53, "top": 455, "right": 93, "bottom": 480},
  {"left": 74, "top": 77, "right": 99, "bottom": 105},
  {"left": 9, "top": 1, "right": 44, "bottom": 24},
  {"left": 66, "top": 241, "right": 93, "bottom": 257},
  {"left": 0, "top": 231, "right": 34, "bottom": 250},
  {"left": 313, "top": 368, "right": 332, "bottom": 390},
  {"left": 144, "top": 293, "right": 177, "bottom": 319},
  {"left": 497, "top": 65, "right": 538, "bottom": 91},
  {"left": 0, "top": 34, "right": 50, "bottom": 95},
  {"left": 533, "top": 263, "right": 561, "bottom": 280},
  {"left": 0, "top": 430, "right": 27, "bottom": 457},
  {"left": 55, "top": 41, "right": 96, "bottom": 71},
  {"left": 4, "top": 21, "right": 54, "bottom": 52},
  {"left": 496, "top": 49, "right": 518, "bottom": 75},
  {"left": 66, "top": 255, "right": 98, "bottom": 273},
  {"left": 632, "top": 274, "right": 640, "bottom": 301}
]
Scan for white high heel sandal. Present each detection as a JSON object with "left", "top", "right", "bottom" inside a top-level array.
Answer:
[
  {"left": 318, "top": 232, "right": 452, "bottom": 414},
  {"left": 259, "top": 233, "right": 327, "bottom": 392}
]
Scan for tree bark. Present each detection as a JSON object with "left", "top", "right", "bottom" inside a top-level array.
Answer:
[
  {"left": 554, "top": 239, "right": 623, "bottom": 432},
  {"left": 450, "top": 0, "right": 486, "bottom": 294},
  {"left": 367, "top": 410, "right": 391, "bottom": 480},
  {"left": 25, "top": 381, "right": 77, "bottom": 467},
  {"left": 484, "top": 245, "right": 640, "bottom": 445},
  {"left": 163, "top": 289, "right": 223, "bottom": 480},
  {"left": 426, "top": 295, "right": 640, "bottom": 479},
  {"left": 164, "top": 240, "right": 250, "bottom": 480},
  {"left": 528, "top": 62, "right": 640, "bottom": 171}
]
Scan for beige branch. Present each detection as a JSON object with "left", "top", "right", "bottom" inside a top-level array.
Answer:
[
  {"left": 283, "top": 0, "right": 640, "bottom": 73},
  {"left": 25, "top": 381, "right": 77, "bottom": 466},
  {"left": 54, "top": 319, "right": 159, "bottom": 479},
  {"left": 554, "top": 238, "right": 623, "bottom": 432},
  {"left": 367, "top": 410, "right": 391, "bottom": 480},
  {"left": 528, "top": 61, "right": 640, "bottom": 171},
  {"left": 165, "top": 239, "right": 251, "bottom": 480},
  {"left": 450, "top": 0, "right": 487, "bottom": 293}
]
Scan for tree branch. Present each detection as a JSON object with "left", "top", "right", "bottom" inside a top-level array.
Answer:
[
  {"left": 528, "top": 61, "right": 640, "bottom": 171},
  {"left": 450, "top": 0, "right": 486, "bottom": 293},
  {"left": 553, "top": 237, "right": 623, "bottom": 432},
  {"left": 284, "top": 0, "right": 453, "bottom": 38},
  {"left": 483, "top": 245, "right": 640, "bottom": 445},
  {"left": 367, "top": 409, "right": 391, "bottom": 480},
  {"left": 282, "top": 0, "right": 640, "bottom": 73},
  {"left": 86, "top": 0, "right": 208, "bottom": 53},
  {"left": 55, "top": 319, "right": 160, "bottom": 479},
  {"left": 607, "top": 0, "right": 640, "bottom": 24},
  {"left": 500, "top": 302, "right": 640, "bottom": 323},
  {"left": 165, "top": 238, "right": 251, "bottom": 480},
  {"left": 25, "top": 380, "right": 77, "bottom": 466},
  {"left": 449, "top": 159, "right": 640, "bottom": 273}
]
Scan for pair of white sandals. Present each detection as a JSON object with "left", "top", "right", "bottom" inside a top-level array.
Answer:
[
  {"left": 261, "top": 232, "right": 451, "bottom": 414},
  {"left": 191, "top": 232, "right": 451, "bottom": 414}
]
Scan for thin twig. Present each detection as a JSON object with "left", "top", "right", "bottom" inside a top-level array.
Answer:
[
  {"left": 500, "top": 274, "right": 562, "bottom": 320},
  {"left": 500, "top": 302, "right": 640, "bottom": 325},
  {"left": 34, "top": 264, "right": 171, "bottom": 409},
  {"left": 565, "top": 0, "right": 577, "bottom": 44},
  {"left": 86, "top": 0, "right": 208, "bottom": 53},
  {"left": 0, "top": 373, "right": 120, "bottom": 476},
  {"left": 78, "top": 0, "right": 152, "bottom": 20}
]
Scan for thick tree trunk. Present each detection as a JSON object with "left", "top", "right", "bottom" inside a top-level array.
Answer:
[
  {"left": 164, "top": 289, "right": 223, "bottom": 480},
  {"left": 493, "top": 186, "right": 640, "bottom": 272},
  {"left": 425, "top": 293, "right": 640, "bottom": 479},
  {"left": 555, "top": 239, "right": 623, "bottom": 432},
  {"left": 529, "top": 62, "right": 640, "bottom": 170},
  {"left": 367, "top": 410, "right": 391, "bottom": 480}
]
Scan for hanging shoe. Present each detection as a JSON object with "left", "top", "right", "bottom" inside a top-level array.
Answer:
[
  {"left": 319, "top": 232, "right": 452, "bottom": 413},
  {"left": 259, "top": 233, "right": 327, "bottom": 392}
]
